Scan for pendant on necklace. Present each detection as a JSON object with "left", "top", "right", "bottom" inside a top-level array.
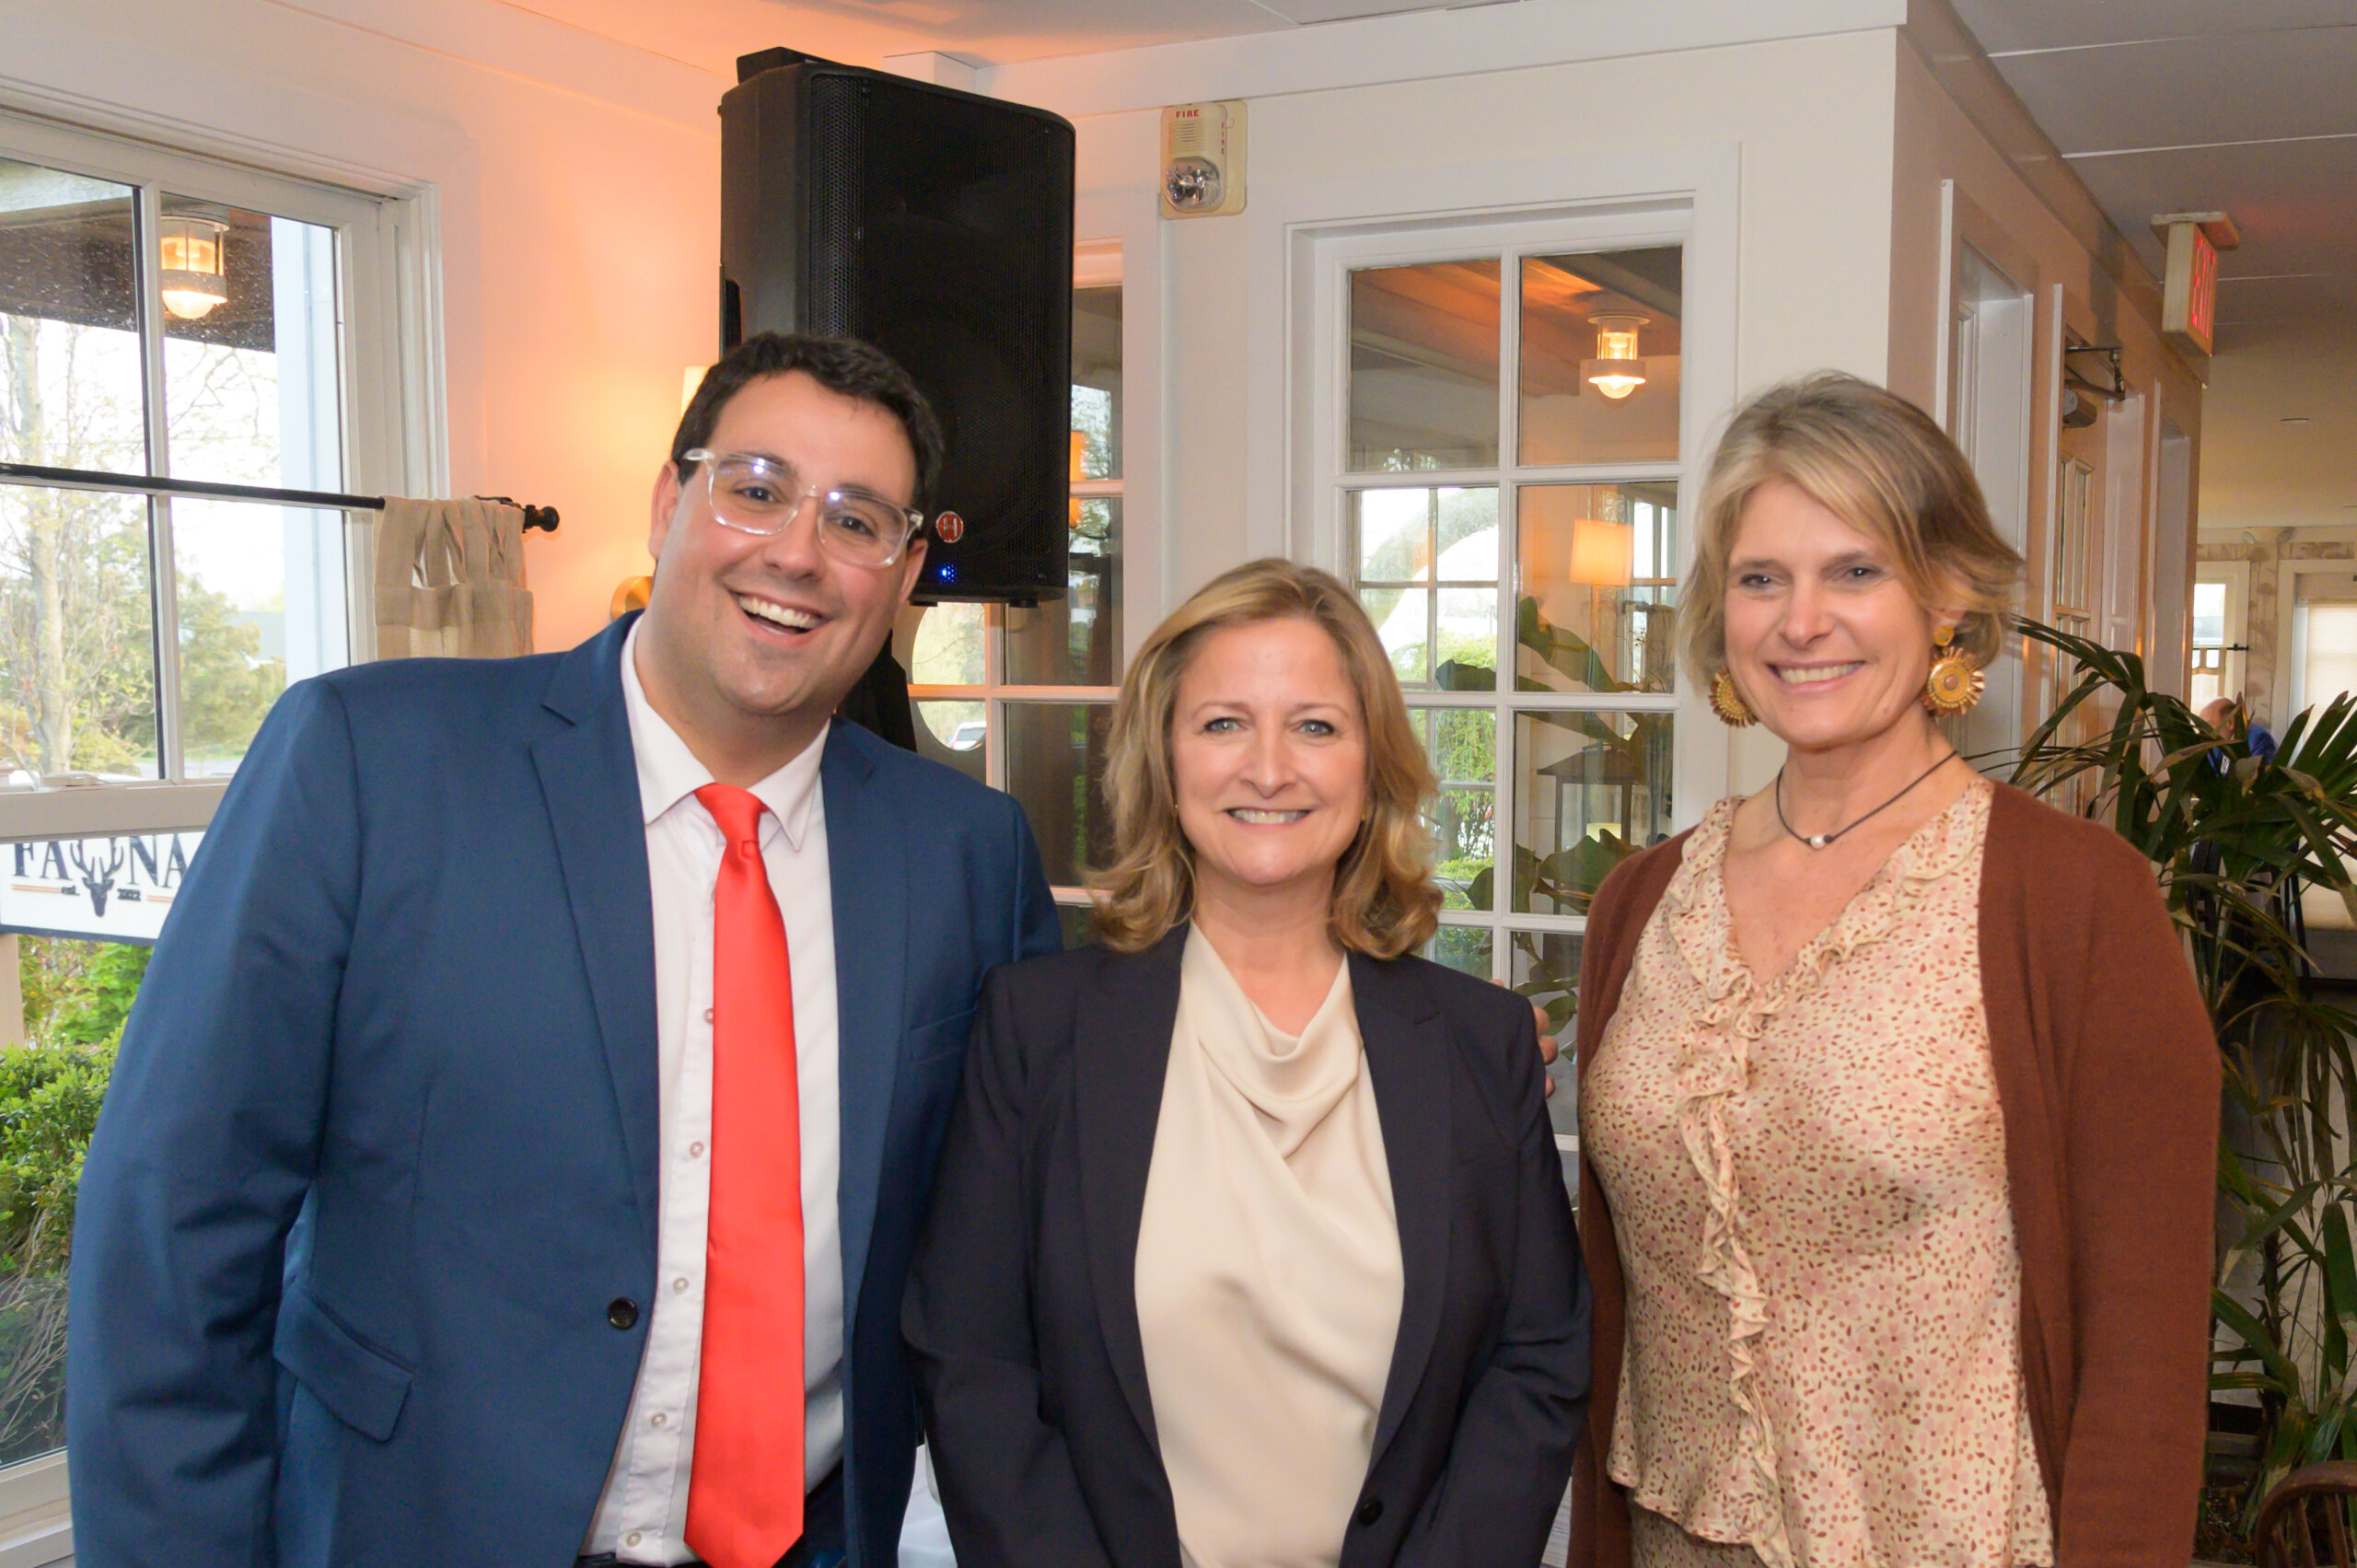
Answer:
[{"left": 1805, "top": 833, "right": 1831, "bottom": 850}]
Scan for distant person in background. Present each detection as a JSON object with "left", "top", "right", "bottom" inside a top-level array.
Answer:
[
  {"left": 1571, "top": 374, "right": 2220, "bottom": 1568},
  {"left": 2203, "top": 694, "right": 2277, "bottom": 765},
  {"left": 906, "top": 558, "right": 1589, "bottom": 1568}
]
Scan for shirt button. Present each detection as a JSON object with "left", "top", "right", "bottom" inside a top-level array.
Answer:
[
  {"left": 651, "top": 1412, "right": 667, "bottom": 1428},
  {"left": 673, "top": 1276, "right": 691, "bottom": 1293},
  {"left": 703, "top": 1008, "right": 714, "bottom": 1023},
  {"left": 625, "top": 1531, "right": 643, "bottom": 1548},
  {"left": 689, "top": 1142, "right": 705, "bottom": 1158},
  {"left": 607, "top": 1297, "right": 639, "bottom": 1330}
]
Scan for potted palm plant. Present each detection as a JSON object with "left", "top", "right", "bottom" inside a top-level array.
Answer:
[{"left": 2005, "top": 619, "right": 2357, "bottom": 1540}]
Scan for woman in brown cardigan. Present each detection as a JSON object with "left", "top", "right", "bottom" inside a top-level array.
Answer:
[{"left": 1570, "top": 374, "right": 2218, "bottom": 1568}]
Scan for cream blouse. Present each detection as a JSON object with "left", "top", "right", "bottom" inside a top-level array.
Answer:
[
  {"left": 1134, "top": 927, "right": 1405, "bottom": 1568},
  {"left": 1582, "top": 780, "right": 2054, "bottom": 1568}
]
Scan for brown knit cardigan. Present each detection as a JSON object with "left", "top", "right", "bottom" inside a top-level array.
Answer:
[{"left": 1569, "top": 782, "right": 2222, "bottom": 1568}]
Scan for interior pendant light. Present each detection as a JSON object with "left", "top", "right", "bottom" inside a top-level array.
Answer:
[
  {"left": 159, "top": 216, "right": 229, "bottom": 320},
  {"left": 1583, "top": 313, "right": 1649, "bottom": 400}
]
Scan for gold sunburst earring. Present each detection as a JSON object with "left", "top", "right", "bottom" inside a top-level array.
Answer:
[
  {"left": 1709, "top": 668, "right": 1758, "bottom": 727},
  {"left": 1922, "top": 626, "right": 1986, "bottom": 717}
]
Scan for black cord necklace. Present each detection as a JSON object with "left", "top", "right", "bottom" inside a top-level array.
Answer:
[{"left": 1773, "top": 751, "right": 1959, "bottom": 851}]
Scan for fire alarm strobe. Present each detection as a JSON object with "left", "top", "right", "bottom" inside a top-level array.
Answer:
[
  {"left": 1161, "top": 100, "right": 1248, "bottom": 218},
  {"left": 935, "top": 511, "right": 967, "bottom": 544}
]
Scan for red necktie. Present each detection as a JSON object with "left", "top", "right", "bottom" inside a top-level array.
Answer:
[{"left": 685, "top": 784, "right": 806, "bottom": 1568}]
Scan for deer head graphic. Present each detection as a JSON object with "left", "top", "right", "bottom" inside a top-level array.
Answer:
[{"left": 67, "top": 839, "right": 127, "bottom": 917}]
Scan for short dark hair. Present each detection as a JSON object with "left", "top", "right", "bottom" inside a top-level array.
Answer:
[{"left": 671, "top": 333, "right": 946, "bottom": 508}]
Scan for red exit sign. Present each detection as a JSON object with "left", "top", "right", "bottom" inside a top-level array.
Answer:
[{"left": 2160, "top": 216, "right": 2230, "bottom": 356}]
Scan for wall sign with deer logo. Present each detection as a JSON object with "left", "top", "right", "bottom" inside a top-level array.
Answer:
[{"left": 0, "top": 833, "right": 201, "bottom": 945}]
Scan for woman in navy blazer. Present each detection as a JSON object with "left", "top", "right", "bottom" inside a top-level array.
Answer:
[{"left": 904, "top": 560, "right": 1589, "bottom": 1568}]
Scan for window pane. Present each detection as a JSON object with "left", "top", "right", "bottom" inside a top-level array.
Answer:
[
  {"left": 909, "top": 601, "right": 985, "bottom": 687},
  {"left": 1056, "top": 901, "right": 1097, "bottom": 950},
  {"left": 172, "top": 500, "right": 311, "bottom": 779},
  {"left": 1511, "top": 709, "right": 1668, "bottom": 914},
  {"left": 161, "top": 203, "right": 343, "bottom": 496},
  {"left": 1519, "top": 247, "right": 1682, "bottom": 466},
  {"left": 1072, "top": 285, "right": 1120, "bottom": 482},
  {"left": 1006, "top": 497, "right": 1120, "bottom": 687},
  {"left": 1415, "top": 707, "right": 1495, "bottom": 912},
  {"left": 1349, "top": 260, "right": 1500, "bottom": 471},
  {"left": 2192, "top": 580, "right": 2227, "bottom": 646},
  {"left": 911, "top": 699, "right": 985, "bottom": 786},
  {"left": 1353, "top": 486, "right": 1498, "bottom": 692},
  {"left": 1517, "top": 482, "right": 1678, "bottom": 694},
  {"left": 1511, "top": 931, "right": 1584, "bottom": 1144},
  {"left": 0, "top": 486, "right": 157, "bottom": 780},
  {"left": 0, "top": 159, "right": 146, "bottom": 478},
  {"left": 1423, "top": 923, "right": 1492, "bottom": 980},
  {"left": 0, "top": 932, "right": 148, "bottom": 1465},
  {"left": 1005, "top": 701, "right": 1113, "bottom": 887}
]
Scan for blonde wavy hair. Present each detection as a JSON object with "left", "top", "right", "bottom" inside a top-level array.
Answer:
[
  {"left": 1681, "top": 372, "right": 2024, "bottom": 683},
  {"left": 1090, "top": 558, "right": 1442, "bottom": 958}
]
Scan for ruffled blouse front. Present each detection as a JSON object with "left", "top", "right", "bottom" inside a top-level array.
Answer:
[{"left": 1582, "top": 780, "right": 2053, "bottom": 1568}]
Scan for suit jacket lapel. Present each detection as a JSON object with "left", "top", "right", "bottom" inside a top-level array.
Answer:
[
  {"left": 822, "top": 726, "right": 904, "bottom": 1337},
  {"left": 1076, "top": 925, "right": 1188, "bottom": 1455},
  {"left": 531, "top": 617, "right": 661, "bottom": 1261},
  {"left": 1353, "top": 951, "right": 1449, "bottom": 1470}
]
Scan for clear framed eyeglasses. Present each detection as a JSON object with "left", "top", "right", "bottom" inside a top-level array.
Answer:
[{"left": 680, "top": 447, "right": 927, "bottom": 568}]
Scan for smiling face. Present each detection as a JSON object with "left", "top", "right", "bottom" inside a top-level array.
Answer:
[
  {"left": 635, "top": 370, "right": 926, "bottom": 780},
  {"left": 1170, "top": 617, "right": 1371, "bottom": 916},
  {"left": 1723, "top": 478, "right": 1954, "bottom": 754}
]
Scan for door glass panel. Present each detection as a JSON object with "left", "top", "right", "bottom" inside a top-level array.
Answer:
[
  {"left": 1511, "top": 709, "right": 1668, "bottom": 913},
  {"left": 1415, "top": 707, "right": 1495, "bottom": 912},
  {"left": 0, "top": 486, "right": 158, "bottom": 781},
  {"left": 1004, "top": 701, "right": 1113, "bottom": 887},
  {"left": 911, "top": 699, "right": 985, "bottom": 785},
  {"left": 1424, "top": 924, "right": 1492, "bottom": 980},
  {"left": 1349, "top": 260, "right": 1500, "bottom": 471},
  {"left": 1516, "top": 482, "right": 1678, "bottom": 694},
  {"left": 1352, "top": 485, "right": 1498, "bottom": 692},
  {"left": 1512, "top": 931, "right": 1584, "bottom": 1143},
  {"left": 0, "top": 158, "right": 146, "bottom": 477},
  {"left": 909, "top": 601, "right": 986, "bottom": 688},
  {"left": 1006, "top": 499, "right": 1120, "bottom": 687},
  {"left": 1519, "top": 247, "right": 1682, "bottom": 467}
]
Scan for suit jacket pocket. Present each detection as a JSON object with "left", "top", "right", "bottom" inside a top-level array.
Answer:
[
  {"left": 274, "top": 1280, "right": 414, "bottom": 1442},
  {"left": 906, "top": 1006, "right": 978, "bottom": 1067}
]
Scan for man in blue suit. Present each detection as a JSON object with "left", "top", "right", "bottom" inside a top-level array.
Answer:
[{"left": 67, "top": 333, "right": 1060, "bottom": 1568}]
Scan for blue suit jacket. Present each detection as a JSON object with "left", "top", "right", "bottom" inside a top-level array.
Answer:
[{"left": 66, "top": 615, "right": 1061, "bottom": 1568}]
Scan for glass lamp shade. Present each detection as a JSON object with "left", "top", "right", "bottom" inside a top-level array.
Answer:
[
  {"left": 159, "top": 216, "right": 229, "bottom": 320},
  {"left": 1584, "top": 313, "right": 1648, "bottom": 399}
]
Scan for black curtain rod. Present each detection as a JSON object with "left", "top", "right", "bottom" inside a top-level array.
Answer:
[{"left": 0, "top": 460, "right": 560, "bottom": 532}]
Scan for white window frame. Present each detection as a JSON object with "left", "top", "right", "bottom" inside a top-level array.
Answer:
[
  {"left": 1296, "top": 201, "right": 1724, "bottom": 990},
  {"left": 0, "top": 110, "right": 431, "bottom": 1553},
  {"left": 0, "top": 110, "right": 427, "bottom": 843}
]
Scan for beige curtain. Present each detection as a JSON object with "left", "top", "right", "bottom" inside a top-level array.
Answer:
[{"left": 372, "top": 497, "right": 534, "bottom": 660}]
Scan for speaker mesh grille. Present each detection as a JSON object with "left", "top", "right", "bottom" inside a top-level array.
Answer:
[{"left": 723, "top": 64, "right": 1074, "bottom": 602}]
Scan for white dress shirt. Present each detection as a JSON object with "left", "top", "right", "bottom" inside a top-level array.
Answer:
[{"left": 585, "top": 625, "right": 846, "bottom": 1565}]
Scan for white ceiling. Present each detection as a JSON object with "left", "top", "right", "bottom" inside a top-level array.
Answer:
[
  {"left": 497, "top": 0, "right": 1476, "bottom": 81},
  {"left": 1946, "top": 0, "right": 2357, "bottom": 528}
]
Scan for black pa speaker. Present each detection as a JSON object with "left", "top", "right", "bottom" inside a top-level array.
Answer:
[{"left": 720, "top": 49, "right": 1075, "bottom": 605}]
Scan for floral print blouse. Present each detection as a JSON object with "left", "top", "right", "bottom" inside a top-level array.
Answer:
[{"left": 1582, "top": 779, "right": 2053, "bottom": 1568}]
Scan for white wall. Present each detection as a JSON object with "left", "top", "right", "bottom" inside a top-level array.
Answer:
[{"left": 1, "top": 0, "right": 728, "bottom": 655}]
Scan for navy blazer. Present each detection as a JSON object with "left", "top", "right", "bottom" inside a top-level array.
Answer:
[
  {"left": 66, "top": 614, "right": 1061, "bottom": 1568},
  {"left": 903, "top": 929, "right": 1591, "bottom": 1568}
]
